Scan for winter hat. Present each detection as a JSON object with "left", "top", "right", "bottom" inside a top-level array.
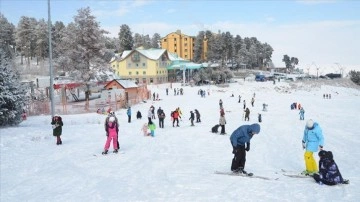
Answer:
[
  {"left": 109, "top": 117, "right": 115, "bottom": 122},
  {"left": 318, "top": 150, "right": 327, "bottom": 158},
  {"left": 306, "top": 119, "right": 314, "bottom": 129}
]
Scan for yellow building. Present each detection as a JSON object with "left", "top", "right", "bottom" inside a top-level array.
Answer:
[
  {"left": 160, "top": 30, "right": 196, "bottom": 61},
  {"left": 110, "top": 47, "right": 171, "bottom": 84}
]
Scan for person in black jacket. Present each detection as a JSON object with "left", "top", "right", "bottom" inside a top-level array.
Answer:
[
  {"left": 194, "top": 109, "right": 201, "bottom": 123},
  {"left": 51, "top": 115, "right": 63, "bottom": 145},
  {"left": 313, "top": 150, "right": 349, "bottom": 185},
  {"left": 189, "top": 111, "right": 195, "bottom": 126}
]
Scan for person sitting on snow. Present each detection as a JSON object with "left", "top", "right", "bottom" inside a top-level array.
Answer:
[{"left": 313, "top": 150, "right": 349, "bottom": 185}]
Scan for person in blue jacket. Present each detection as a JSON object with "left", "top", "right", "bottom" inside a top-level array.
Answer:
[
  {"left": 230, "top": 123, "right": 261, "bottom": 174},
  {"left": 127, "top": 107, "right": 131, "bottom": 123},
  {"left": 302, "top": 119, "right": 324, "bottom": 175}
]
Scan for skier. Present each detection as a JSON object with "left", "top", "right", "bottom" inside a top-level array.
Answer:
[
  {"left": 219, "top": 113, "right": 227, "bottom": 135},
  {"left": 189, "top": 111, "right": 195, "bottom": 126},
  {"left": 251, "top": 97, "right": 255, "bottom": 107},
  {"left": 299, "top": 107, "right": 305, "bottom": 120},
  {"left": 313, "top": 150, "right": 348, "bottom": 185},
  {"left": 302, "top": 119, "right": 324, "bottom": 176},
  {"left": 172, "top": 110, "right": 180, "bottom": 127},
  {"left": 126, "top": 107, "right": 131, "bottom": 123},
  {"left": 238, "top": 95, "right": 241, "bottom": 103},
  {"left": 51, "top": 114, "right": 63, "bottom": 145},
  {"left": 230, "top": 123, "right": 261, "bottom": 174},
  {"left": 105, "top": 111, "right": 120, "bottom": 150},
  {"left": 102, "top": 116, "right": 119, "bottom": 155}
]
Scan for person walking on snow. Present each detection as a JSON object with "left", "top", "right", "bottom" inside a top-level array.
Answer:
[
  {"left": 172, "top": 110, "right": 180, "bottom": 127},
  {"left": 219, "top": 99, "right": 223, "bottom": 109},
  {"left": 102, "top": 116, "right": 119, "bottom": 155},
  {"left": 51, "top": 114, "right": 63, "bottom": 145},
  {"left": 148, "top": 120, "right": 156, "bottom": 137},
  {"left": 219, "top": 113, "right": 227, "bottom": 135},
  {"left": 302, "top": 119, "right": 324, "bottom": 176},
  {"left": 127, "top": 107, "right": 131, "bottom": 123},
  {"left": 189, "top": 111, "right": 195, "bottom": 126},
  {"left": 299, "top": 107, "right": 305, "bottom": 120},
  {"left": 230, "top": 123, "right": 261, "bottom": 174},
  {"left": 244, "top": 108, "right": 250, "bottom": 121},
  {"left": 195, "top": 109, "right": 201, "bottom": 123}
]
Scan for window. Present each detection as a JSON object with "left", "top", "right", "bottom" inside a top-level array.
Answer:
[
  {"left": 113, "top": 65, "right": 115, "bottom": 68},
  {"left": 117, "top": 64, "right": 119, "bottom": 68},
  {"left": 185, "top": 49, "right": 188, "bottom": 52},
  {"left": 164, "top": 39, "right": 167, "bottom": 42},
  {"left": 185, "top": 55, "right": 188, "bottom": 58},
  {"left": 131, "top": 52, "right": 140, "bottom": 62},
  {"left": 185, "top": 38, "right": 188, "bottom": 41},
  {"left": 142, "top": 78, "right": 147, "bottom": 84},
  {"left": 185, "top": 43, "right": 187, "bottom": 47},
  {"left": 150, "top": 78, "right": 153, "bottom": 83},
  {"left": 143, "top": 63, "right": 145, "bottom": 66},
  {"left": 128, "top": 63, "right": 131, "bottom": 67},
  {"left": 174, "top": 38, "right": 176, "bottom": 41},
  {"left": 143, "top": 71, "right": 146, "bottom": 75},
  {"left": 136, "top": 63, "right": 139, "bottom": 67},
  {"left": 136, "top": 71, "right": 139, "bottom": 75},
  {"left": 129, "top": 72, "right": 132, "bottom": 75}
]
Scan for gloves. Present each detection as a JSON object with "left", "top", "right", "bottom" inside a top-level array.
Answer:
[
  {"left": 245, "top": 143, "right": 250, "bottom": 151},
  {"left": 232, "top": 146, "right": 237, "bottom": 154},
  {"left": 302, "top": 141, "right": 306, "bottom": 149}
]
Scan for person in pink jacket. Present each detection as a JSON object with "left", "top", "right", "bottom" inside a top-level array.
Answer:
[{"left": 102, "top": 116, "right": 119, "bottom": 155}]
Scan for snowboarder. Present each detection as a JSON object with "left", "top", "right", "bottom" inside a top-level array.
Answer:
[
  {"left": 313, "top": 150, "right": 348, "bottom": 185},
  {"left": 102, "top": 116, "right": 119, "bottom": 155},
  {"left": 230, "top": 123, "right": 261, "bottom": 174},
  {"left": 302, "top": 119, "right": 324, "bottom": 176},
  {"left": 219, "top": 113, "right": 227, "bottom": 135},
  {"left": 51, "top": 114, "right": 63, "bottom": 145}
]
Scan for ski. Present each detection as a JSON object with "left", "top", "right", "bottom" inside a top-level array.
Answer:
[
  {"left": 93, "top": 151, "right": 125, "bottom": 156},
  {"left": 280, "top": 169, "right": 312, "bottom": 178},
  {"left": 214, "top": 171, "right": 273, "bottom": 180}
]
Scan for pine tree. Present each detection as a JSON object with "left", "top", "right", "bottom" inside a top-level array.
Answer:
[
  {"left": 0, "top": 45, "right": 28, "bottom": 126},
  {"left": 118, "top": 24, "right": 134, "bottom": 52},
  {"left": 150, "top": 33, "right": 161, "bottom": 49}
]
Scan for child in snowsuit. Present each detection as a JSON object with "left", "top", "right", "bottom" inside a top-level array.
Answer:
[
  {"left": 230, "top": 123, "right": 261, "bottom": 174},
  {"left": 102, "top": 116, "right": 119, "bottom": 154},
  {"left": 313, "top": 150, "right": 348, "bottom": 185},
  {"left": 51, "top": 115, "right": 63, "bottom": 145},
  {"left": 148, "top": 120, "right": 156, "bottom": 137},
  {"left": 302, "top": 119, "right": 324, "bottom": 175},
  {"left": 189, "top": 111, "right": 195, "bottom": 126}
]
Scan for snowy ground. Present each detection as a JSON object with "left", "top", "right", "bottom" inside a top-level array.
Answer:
[{"left": 1, "top": 79, "right": 360, "bottom": 202}]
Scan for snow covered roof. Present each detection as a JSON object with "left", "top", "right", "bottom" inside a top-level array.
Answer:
[
  {"left": 114, "top": 79, "right": 138, "bottom": 88},
  {"left": 119, "top": 48, "right": 168, "bottom": 61}
]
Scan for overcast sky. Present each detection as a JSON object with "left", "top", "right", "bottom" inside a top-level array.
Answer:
[{"left": 1, "top": 0, "right": 359, "bottom": 72}]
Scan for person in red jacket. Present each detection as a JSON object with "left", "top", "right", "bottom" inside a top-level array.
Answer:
[{"left": 171, "top": 110, "right": 180, "bottom": 127}]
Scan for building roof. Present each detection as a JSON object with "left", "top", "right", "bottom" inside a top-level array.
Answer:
[{"left": 105, "top": 79, "right": 138, "bottom": 89}]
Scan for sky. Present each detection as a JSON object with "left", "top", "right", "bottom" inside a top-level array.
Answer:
[
  {"left": 1, "top": 0, "right": 360, "bottom": 73},
  {"left": 1, "top": 79, "right": 360, "bottom": 201}
]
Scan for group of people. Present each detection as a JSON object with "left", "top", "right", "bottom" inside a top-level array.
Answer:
[{"left": 229, "top": 119, "right": 347, "bottom": 185}]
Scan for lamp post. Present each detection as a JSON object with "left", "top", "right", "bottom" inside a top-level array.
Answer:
[{"left": 48, "top": 0, "right": 55, "bottom": 117}]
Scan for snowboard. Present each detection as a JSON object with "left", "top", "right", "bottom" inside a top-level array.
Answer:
[{"left": 214, "top": 171, "right": 273, "bottom": 180}]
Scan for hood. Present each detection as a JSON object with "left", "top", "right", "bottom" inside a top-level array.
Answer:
[{"left": 249, "top": 123, "right": 261, "bottom": 134}]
